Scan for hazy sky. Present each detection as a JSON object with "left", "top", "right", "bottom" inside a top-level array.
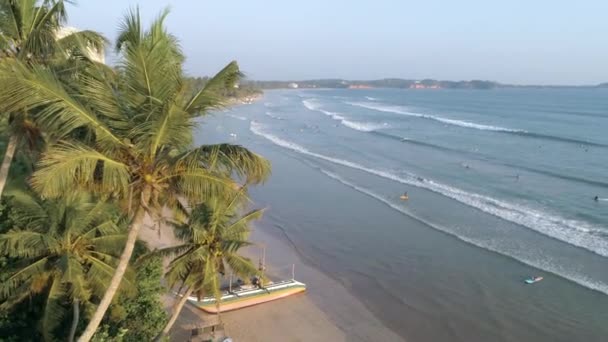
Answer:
[{"left": 67, "top": 0, "right": 608, "bottom": 85}]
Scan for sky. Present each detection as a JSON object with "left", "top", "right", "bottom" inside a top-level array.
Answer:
[{"left": 67, "top": 0, "right": 608, "bottom": 85}]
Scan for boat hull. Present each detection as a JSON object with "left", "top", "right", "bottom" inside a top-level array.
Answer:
[{"left": 188, "top": 280, "right": 306, "bottom": 313}]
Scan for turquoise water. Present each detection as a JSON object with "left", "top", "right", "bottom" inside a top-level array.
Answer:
[{"left": 196, "top": 88, "right": 608, "bottom": 341}]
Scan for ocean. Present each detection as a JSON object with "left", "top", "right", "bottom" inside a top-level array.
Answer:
[{"left": 195, "top": 88, "right": 608, "bottom": 341}]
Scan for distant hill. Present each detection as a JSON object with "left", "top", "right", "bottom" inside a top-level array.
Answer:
[
  {"left": 241, "top": 78, "right": 608, "bottom": 90},
  {"left": 245, "top": 78, "right": 500, "bottom": 90}
]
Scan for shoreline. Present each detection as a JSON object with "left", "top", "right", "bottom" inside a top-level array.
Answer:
[
  {"left": 245, "top": 223, "right": 405, "bottom": 341},
  {"left": 139, "top": 213, "right": 392, "bottom": 341}
]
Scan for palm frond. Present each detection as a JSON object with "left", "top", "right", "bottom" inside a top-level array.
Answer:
[
  {"left": 0, "top": 257, "right": 50, "bottom": 299},
  {"left": 178, "top": 144, "right": 271, "bottom": 184},
  {"left": 115, "top": 6, "right": 142, "bottom": 52},
  {"left": 184, "top": 61, "right": 243, "bottom": 115},
  {"left": 41, "top": 276, "right": 67, "bottom": 342},
  {"left": 224, "top": 253, "right": 259, "bottom": 279},
  {"left": 0, "top": 231, "right": 51, "bottom": 258},
  {"left": 0, "top": 59, "right": 124, "bottom": 145},
  {"left": 223, "top": 209, "right": 264, "bottom": 237},
  {"left": 31, "top": 142, "right": 129, "bottom": 198},
  {"left": 54, "top": 29, "right": 107, "bottom": 59}
]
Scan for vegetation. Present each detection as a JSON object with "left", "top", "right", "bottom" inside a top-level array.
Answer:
[
  {"left": 0, "top": 0, "right": 106, "bottom": 196},
  {"left": 187, "top": 77, "right": 262, "bottom": 100},
  {"left": 0, "top": 2, "right": 269, "bottom": 342},
  {"left": 101, "top": 256, "right": 168, "bottom": 342},
  {"left": 152, "top": 189, "right": 262, "bottom": 341},
  {"left": 0, "top": 191, "right": 128, "bottom": 341}
]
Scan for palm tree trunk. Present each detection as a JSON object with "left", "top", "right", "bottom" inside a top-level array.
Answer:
[
  {"left": 0, "top": 134, "right": 18, "bottom": 196},
  {"left": 154, "top": 287, "right": 194, "bottom": 342},
  {"left": 77, "top": 207, "right": 146, "bottom": 342},
  {"left": 68, "top": 299, "right": 80, "bottom": 342}
]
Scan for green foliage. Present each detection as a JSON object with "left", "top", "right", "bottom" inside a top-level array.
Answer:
[
  {"left": 99, "top": 256, "right": 168, "bottom": 342},
  {"left": 0, "top": 4, "right": 270, "bottom": 341},
  {"left": 186, "top": 76, "right": 262, "bottom": 100},
  {"left": 158, "top": 189, "right": 262, "bottom": 301},
  {"left": 0, "top": 294, "right": 45, "bottom": 342},
  {"left": 0, "top": 191, "right": 128, "bottom": 340}
]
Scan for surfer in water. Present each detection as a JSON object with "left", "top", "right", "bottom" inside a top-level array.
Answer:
[{"left": 594, "top": 196, "right": 599, "bottom": 202}]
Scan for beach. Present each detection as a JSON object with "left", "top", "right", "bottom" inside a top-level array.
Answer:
[{"left": 139, "top": 213, "right": 403, "bottom": 341}]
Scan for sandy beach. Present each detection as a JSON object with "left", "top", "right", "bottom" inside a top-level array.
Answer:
[{"left": 138, "top": 213, "right": 403, "bottom": 341}]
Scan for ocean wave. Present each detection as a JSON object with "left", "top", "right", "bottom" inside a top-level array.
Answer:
[
  {"left": 371, "top": 132, "right": 608, "bottom": 188},
  {"left": 509, "top": 131, "right": 608, "bottom": 148},
  {"left": 250, "top": 122, "right": 608, "bottom": 258},
  {"left": 319, "top": 169, "right": 608, "bottom": 296},
  {"left": 319, "top": 109, "right": 345, "bottom": 121},
  {"left": 303, "top": 99, "right": 388, "bottom": 132},
  {"left": 346, "top": 101, "right": 523, "bottom": 133},
  {"left": 265, "top": 111, "right": 284, "bottom": 120},
  {"left": 371, "top": 131, "right": 459, "bottom": 153},
  {"left": 348, "top": 101, "right": 608, "bottom": 147},
  {"left": 227, "top": 114, "right": 247, "bottom": 121},
  {"left": 341, "top": 120, "right": 388, "bottom": 132},
  {"left": 302, "top": 99, "right": 320, "bottom": 111}
]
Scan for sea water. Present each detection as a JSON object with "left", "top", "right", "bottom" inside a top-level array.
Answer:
[{"left": 196, "top": 88, "right": 608, "bottom": 341}]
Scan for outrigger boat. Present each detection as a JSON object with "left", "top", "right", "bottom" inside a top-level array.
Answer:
[
  {"left": 187, "top": 278, "right": 306, "bottom": 313},
  {"left": 187, "top": 247, "right": 306, "bottom": 313}
]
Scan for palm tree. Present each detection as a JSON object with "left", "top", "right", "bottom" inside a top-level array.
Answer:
[
  {"left": 152, "top": 189, "right": 263, "bottom": 341},
  {"left": 0, "top": 8, "right": 270, "bottom": 341},
  {"left": 0, "top": 0, "right": 107, "bottom": 196},
  {"left": 0, "top": 190, "right": 129, "bottom": 341}
]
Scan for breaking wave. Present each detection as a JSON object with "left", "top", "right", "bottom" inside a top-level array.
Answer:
[{"left": 250, "top": 122, "right": 608, "bottom": 259}]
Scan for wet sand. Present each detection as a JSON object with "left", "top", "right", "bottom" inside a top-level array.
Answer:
[{"left": 138, "top": 213, "right": 403, "bottom": 341}]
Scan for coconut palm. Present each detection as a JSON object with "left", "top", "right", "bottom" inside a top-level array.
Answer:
[
  {"left": 0, "top": 190, "right": 129, "bottom": 341},
  {"left": 151, "top": 189, "right": 262, "bottom": 341},
  {"left": 0, "top": 8, "right": 270, "bottom": 341},
  {"left": 0, "top": 0, "right": 107, "bottom": 196}
]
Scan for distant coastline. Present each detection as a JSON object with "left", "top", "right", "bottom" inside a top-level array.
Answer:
[{"left": 241, "top": 78, "right": 608, "bottom": 90}]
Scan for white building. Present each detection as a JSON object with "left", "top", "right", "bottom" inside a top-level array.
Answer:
[
  {"left": 288, "top": 82, "right": 299, "bottom": 89},
  {"left": 55, "top": 26, "right": 105, "bottom": 64}
]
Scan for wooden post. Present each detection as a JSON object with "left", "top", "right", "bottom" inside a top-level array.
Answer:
[
  {"left": 229, "top": 272, "right": 233, "bottom": 293},
  {"left": 259, "top": 245, "right": 266, "bottom": 287},
  {"left": 292, "top": 264, "right": 295, "bottom": 280}
]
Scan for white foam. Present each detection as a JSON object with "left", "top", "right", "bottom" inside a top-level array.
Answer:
[
  {"left": 303, "top": 100, "right": 387, "bottom": 132},
  {"left": 250, "top": 122, "right": 608, "bottom": 258},
  {"left": 320, "top": 169, "right": 608, "bottom": 296},
  {"left": 319, "top": 109, "right": 345, "bottom": 121},
  {"left": 265, "top": 111, "right": 284, "bottom": 120},
  {"left": 341, "top": 120, "right": 388, "bottom": 132},
  {"left": 365, "top": 96, "right": 378, "bottom": 101},
  {"left": 346, "top": 101, "right": 524, "bottom": 133},
  {"left": 302, "top": 99, "right": 320, "bottom": 111}
]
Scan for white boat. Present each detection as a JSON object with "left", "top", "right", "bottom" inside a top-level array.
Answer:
[{"left": 187, "top": 279, "right": 306, "bottom": 313}]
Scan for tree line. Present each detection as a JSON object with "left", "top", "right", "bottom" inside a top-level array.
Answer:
[{"left": 0, "top": 1, "right": 269, "bottom": 341}]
